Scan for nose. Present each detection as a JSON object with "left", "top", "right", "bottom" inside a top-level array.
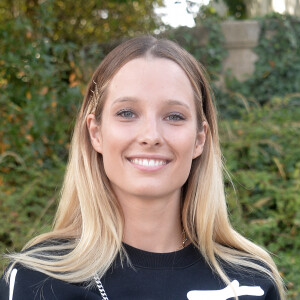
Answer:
[{"left": 137, "top": 117, "right": 163, "bottom": 147}]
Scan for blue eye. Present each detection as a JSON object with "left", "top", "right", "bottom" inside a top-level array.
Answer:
[
  {"left": 116, "top": 109, "right": 136, "bottom": 119},
  {"left": 166, "top": 113, "right": 185, "bottom": 121}
]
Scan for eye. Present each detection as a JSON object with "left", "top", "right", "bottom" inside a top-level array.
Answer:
[
  {"left": 165, "top": 113, "right": 186, "bottom": 121},
  {"left": 116, "top": 109, "right": 136, "bottom": 119}
]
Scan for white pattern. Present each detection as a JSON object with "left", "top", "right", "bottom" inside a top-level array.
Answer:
[
  {"left": 187, "top": 280, "right": 264, "bottom": 300},
  {"left": 9, "top": 268, "right": 18, "bottom": 300}
]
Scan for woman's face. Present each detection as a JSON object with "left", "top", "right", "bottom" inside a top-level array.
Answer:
[{"left": 88, "top": 57, "right": 206, "bottom": 201}]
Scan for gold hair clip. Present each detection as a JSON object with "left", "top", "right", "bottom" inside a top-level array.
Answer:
[{"left": 90, "top": 79, "right": 100, "bottom": 111}]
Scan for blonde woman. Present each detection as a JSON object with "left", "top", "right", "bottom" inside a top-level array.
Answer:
[{"left": 0, "top": 36, "right": 285, "bottom": 300}]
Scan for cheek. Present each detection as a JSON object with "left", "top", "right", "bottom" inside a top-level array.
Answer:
[
  {"left": 166, "top": 129, "right": 197, "bottom": 182},
  {"left": 100, "top": 123, "right": 134, "bottom": 166},
  {"left": 102, "top": 121, "right": 133, "bottom": 147},
  {"left": 166, "top": 127, "right": 197, "bottom": 155}
]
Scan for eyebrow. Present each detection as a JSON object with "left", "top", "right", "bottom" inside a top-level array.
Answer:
[
  {"left": 112, "top": 97, "right": 138, "bottom": 106},
  {"left": 165, "top": 99, "right": 190, "bottom": 110},
  {"left": 112, "top": 97, "right": 190, "bottom": 110}
]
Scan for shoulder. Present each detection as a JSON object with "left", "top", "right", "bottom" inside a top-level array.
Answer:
[
  {"left": 0, "top": 239, "right": 100, "bottom": 300},
  {"left": 0, "top": 263, "right": 100, "bottom": 300},
  {"left": 219, "top": 259, "right": 282, "bottom": 300}
]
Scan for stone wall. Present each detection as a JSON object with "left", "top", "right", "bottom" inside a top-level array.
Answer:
[{"left": 221, "top": 20, "right": 260, "bottom": 82}]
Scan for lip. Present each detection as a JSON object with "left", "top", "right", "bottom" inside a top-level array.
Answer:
[
  {"left": 126, "top": 155, "right": 171, "bottom": 172},
  {"left": 127, "top": 154, "right": 172, "bottom": 161}
]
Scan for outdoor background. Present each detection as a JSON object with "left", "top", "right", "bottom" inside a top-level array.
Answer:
[{"left": 0, "top": 0, "right": 299, "bottom": 298}]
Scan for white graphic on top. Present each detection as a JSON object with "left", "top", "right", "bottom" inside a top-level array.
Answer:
[
  {"left": 9, "top": 268, "right": 18, "bottom": 300},
  {"left": 187, "top": 280, "right": 264, "bottom": 300}
]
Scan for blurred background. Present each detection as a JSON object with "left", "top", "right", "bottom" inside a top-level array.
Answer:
[{"left": 0, "top": 0, "right": 299, "bottom": 298}]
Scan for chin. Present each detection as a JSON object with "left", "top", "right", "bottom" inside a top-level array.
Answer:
[{"left": 130, "top": 186, "right": 181, "bottom": 200}]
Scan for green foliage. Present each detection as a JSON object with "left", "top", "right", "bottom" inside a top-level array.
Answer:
[
  {"left": 0, "top": 17, "right": 78, "bottom": 165},
  {"left": 0, "top": 0, "right": 163, "bottom": 46},
  {"left": 222, "top": 0, "right": 247, "bottom": 19},
  {"left": 220, "top": 98, "right": 300, "bottom": 298},
  {"left": 0, "top": 161, "right": 64, "bottom": 252},
  {"left": 0, "top": 4, "right": 78, "bottom": 264}
]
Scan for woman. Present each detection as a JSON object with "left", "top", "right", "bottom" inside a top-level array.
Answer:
[{"left": 0, "top": 36, "right": 285, "bottom": 299}]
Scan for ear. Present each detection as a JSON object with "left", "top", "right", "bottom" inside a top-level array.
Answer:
[
  {"left": 193, "top": 121, "right": 208, "bottom": 159},
  {"left": 87, "top": 114, "right": 103, "bottom": 154}
]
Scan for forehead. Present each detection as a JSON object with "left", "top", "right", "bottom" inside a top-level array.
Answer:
[{"left": 106, "top": 57, "right": 195, "bottom": 108}]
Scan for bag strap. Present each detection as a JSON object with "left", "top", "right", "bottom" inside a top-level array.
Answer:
[{"left": 94, "top": 274, "right": 109, "bottom": 300}]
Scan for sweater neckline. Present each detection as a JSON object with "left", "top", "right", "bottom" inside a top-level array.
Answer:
[{"left": 122, "top": 242, "right": 202, "bottom": 269}]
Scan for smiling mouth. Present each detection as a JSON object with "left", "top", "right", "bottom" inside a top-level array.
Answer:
[{"left": 128, "top": 158, "right": 169, "bottom": 167}]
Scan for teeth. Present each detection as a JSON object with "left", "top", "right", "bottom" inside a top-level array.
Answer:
[{"left": 130, "top": 158, "right": 167, "bottom": 166}]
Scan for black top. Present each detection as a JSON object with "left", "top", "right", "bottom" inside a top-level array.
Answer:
[{"left": 0, "top": 243, "right": 280, "bottom": 300}]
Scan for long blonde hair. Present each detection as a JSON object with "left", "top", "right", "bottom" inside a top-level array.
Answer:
[{"left": 6, "top": 36, "right": 285, "bottom": 298}]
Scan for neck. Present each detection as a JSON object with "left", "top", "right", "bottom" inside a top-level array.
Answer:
[{"left": 117, "top": 191, "right": 183, "bottom": 253}]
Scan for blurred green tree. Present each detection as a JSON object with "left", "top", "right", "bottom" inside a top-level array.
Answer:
[
  {"left": 0, "top": 0, "right": 163, "bottom": 45},
  {"left": 222, "top": 0, "right": 247, "bottom": 19}
]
